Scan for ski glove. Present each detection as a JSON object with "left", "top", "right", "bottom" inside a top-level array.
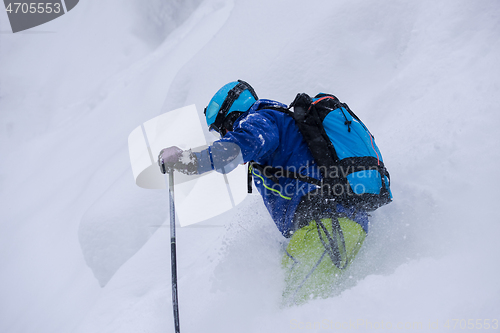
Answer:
[{"left": 158, "top": 146, "right": 198, "bottom": 175}]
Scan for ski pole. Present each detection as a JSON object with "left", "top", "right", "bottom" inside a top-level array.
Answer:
[{"left": 168, "top": 170, "right": 180, "bottom": 333}]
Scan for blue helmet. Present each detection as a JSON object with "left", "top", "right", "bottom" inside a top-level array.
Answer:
[{"left": 204, "top": 80, "right": 258, "bottom": 134}]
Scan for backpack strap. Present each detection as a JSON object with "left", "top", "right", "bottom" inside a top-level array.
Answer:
[{"left": 315, "top": 217, "right": 348, "bottom": 269}]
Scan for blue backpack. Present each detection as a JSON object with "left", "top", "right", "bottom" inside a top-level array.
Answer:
[
  {"left": 290, "top": 93, "right": 391, "bottom": 211},
  {"left": 251, "top": 93, "right": 392, "bottom": 211}
]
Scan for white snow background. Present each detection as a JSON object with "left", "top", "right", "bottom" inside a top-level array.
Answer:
[{"left": 1, "top": 0, "right": 499, "bottom": 332}]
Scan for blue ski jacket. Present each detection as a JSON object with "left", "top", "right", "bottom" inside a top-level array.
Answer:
[{"left": 195, "top": 99, "right": 368, "bottom": 237}]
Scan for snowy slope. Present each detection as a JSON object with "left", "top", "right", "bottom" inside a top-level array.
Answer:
[{"left": 1, "top": 0, "right": 499, "bottom": 332}]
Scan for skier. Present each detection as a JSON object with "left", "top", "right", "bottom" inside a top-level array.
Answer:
[{"left": 158, "top": 80, "right": 370, "bottom": 305}]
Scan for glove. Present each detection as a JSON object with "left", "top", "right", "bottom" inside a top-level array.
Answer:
[{"left": 158, "top": 146, "right": 198, "bottom": 175}]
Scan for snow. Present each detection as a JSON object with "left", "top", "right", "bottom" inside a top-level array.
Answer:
[
  {"left": 1, "top": 0, "right": 500, "bottom": 332},
  {"left": 258, "top": 134, "right": 265, "bottom": 146}
]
